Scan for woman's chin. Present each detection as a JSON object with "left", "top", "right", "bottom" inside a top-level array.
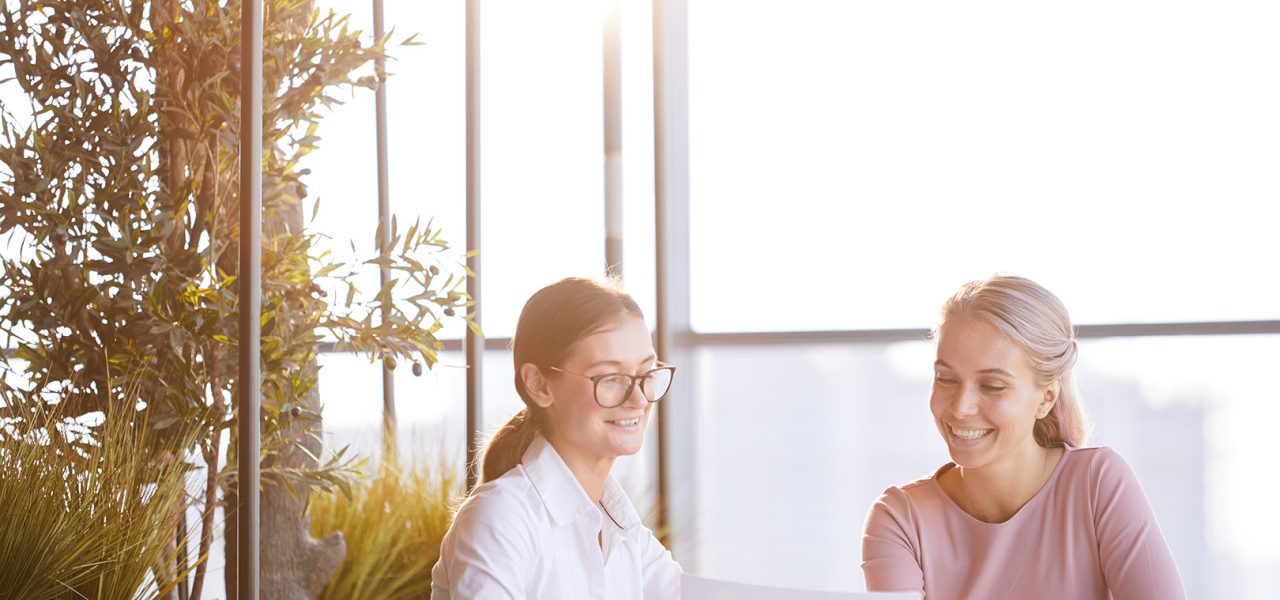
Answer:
[{"left": 605, "top": 433, "right": 646, "bottom": 458}]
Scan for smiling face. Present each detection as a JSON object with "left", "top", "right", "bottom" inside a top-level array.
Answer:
[
  {"left": 930, "top": 316, "right": 1058, "bottom": 471},
  {"left": 526, "top": 315, "right": 657, "bottom": 465}
]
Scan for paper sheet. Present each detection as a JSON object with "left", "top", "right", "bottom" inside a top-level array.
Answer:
[{"left": 682, "top": 574, "right": 922, "bottom": 600}]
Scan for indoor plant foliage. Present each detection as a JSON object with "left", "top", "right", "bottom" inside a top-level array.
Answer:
[
  {"left": 0, "top": 384, "right": 202, "bottom": 600},
  {"left": 307, "top": 459, "right": 458, "bottom": 600},
  {"left": 0, "top": 1, "right": 470, "bottom": 597}
]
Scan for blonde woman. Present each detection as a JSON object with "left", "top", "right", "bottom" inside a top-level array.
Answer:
[
  {"left": 431, "top": 277, "right": 681, "bottom": 599},
  {"left": 862, "top": 275, "right": 1184, "bottom": 599}
]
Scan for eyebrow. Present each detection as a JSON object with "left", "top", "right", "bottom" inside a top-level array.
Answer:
[
  {"left": 934, "top": 360, "right": 1015, "bottom": 378},
  {"left": 587, "top": 354, "right": 658, "bottom": 371}
]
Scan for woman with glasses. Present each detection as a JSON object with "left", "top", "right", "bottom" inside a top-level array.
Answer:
[
  {"left": 861, "top": 275, "right": 1184, "bottom": 599},
  {"left": 431, "top": 277, "right": 681, "bottom": 599}
]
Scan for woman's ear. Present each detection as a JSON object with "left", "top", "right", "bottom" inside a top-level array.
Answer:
[
  {"left": 1038, "top": 380, "right": 1060, "bottom": 419},
  {"left": 520, "top": 363, "right": 555, "bottom": 409}
]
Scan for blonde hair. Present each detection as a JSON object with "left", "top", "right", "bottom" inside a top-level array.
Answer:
[{"left": 935, "top": 274, "right": 1089, "bottom": 447}]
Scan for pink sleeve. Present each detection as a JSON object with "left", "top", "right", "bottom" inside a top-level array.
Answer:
[
  {"left": 1090, "top": 447, "right": 1186, "bottom": 600},
  {"left": 861, "top": 487, "right": 925, "bottom": 594}
]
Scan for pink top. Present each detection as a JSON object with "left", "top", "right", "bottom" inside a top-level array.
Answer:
[{"left": 862, "top": 446, "right": 1184, "bottom": 600}]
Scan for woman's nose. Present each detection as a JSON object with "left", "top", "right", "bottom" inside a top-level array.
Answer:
[
  {"left": 623, "top": 380, "right": 649, "bottom": 408},
  {"left": 950, "top": 386, "right": 980, "bottom": 418}
]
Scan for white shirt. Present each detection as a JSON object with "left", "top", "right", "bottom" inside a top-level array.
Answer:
[{"left": 430, "top": 436, "right": 682, "bottom": 599}]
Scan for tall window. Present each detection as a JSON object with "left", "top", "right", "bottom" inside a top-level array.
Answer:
[
  {"left": 684, "top": 2, "right": 1280, "bottom": 598},
  {"left": 305, "top": 0, "right": 659, "bottom": 485}
]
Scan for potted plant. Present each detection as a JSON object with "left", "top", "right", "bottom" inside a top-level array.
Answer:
[{"left": 0, "top": 1, "right": 471, "bottom": 596}]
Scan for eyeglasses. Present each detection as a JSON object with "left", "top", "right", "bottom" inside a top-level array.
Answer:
[{"left": 548, "top": 364, "right": 677, "bottom": 408}]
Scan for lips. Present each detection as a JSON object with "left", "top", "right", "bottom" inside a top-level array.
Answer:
[{"left": 948, "top": 424, "right": 993, "bottom": 441}]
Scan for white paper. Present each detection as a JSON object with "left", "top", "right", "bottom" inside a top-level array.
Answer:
[{"left": 681, "top": 574, "right": 922, "bottom": 600}]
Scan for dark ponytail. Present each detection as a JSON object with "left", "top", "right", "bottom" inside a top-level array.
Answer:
[
  {"left": 479, "top": 277, "right": 643, "bottom": 483},
  {"left": 480, "top": 408, "right": 541, "bottom": 483}
]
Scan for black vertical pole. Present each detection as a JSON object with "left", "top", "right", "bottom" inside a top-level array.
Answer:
[
  {"left": 465, "top": 0, "right": 484, "bottom": 492},
  {"left": 237, "top": 0, "right": 263, "bottom": 597}
]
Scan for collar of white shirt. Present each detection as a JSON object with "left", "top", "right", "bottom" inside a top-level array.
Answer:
[{"left": 520, "top": 435, "right": 641, "bottom": 533}]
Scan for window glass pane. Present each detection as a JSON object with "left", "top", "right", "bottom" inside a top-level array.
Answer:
[
  {"left": 690, "top": 341, "right": 939, "bottom": 591},
  {"left": 688, "top": 0, "right": 1280, "bottom": 332},
  {"left": 477, "top": 0, "right": 607, "bottom": 337},
  {"left": 317, "top": 350, "right": 502, "bottom": 469},
  {"left": 383, "top": 1, "right": 469, "bottom": 340},
  {"left": 303, "top": 1, "right": 389, "bottom": 338},
  {"left": 308, "top": 0, "right": 610, "bottom": 339},
  {"left": 690, "top": 335, "right": 1279, "bottom": 599},
  {"left": 620, "top": 0, "right": 658, "bottom": 320}
]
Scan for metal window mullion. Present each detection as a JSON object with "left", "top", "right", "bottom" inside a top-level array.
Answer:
[
  {"left": 372, "top": 0, "right": 397, "bottom": 463},
  {"left": 682, "top": 320, "right": 1280, "bottom": 347},
  {"left": 236, "top": 0, "right": 264, "bottom": 597},
  {"left": 465, "top": 0, "right": 484, "bottom": 493},
  {"left": 653, "top": 0, "right": 693, "bottom": 565},
  {"left": 9, "top": 318, "right": 1280, "bottom": 363},
  {"left": 604, "top": 0, "right": 623, "bottom": 277}
]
